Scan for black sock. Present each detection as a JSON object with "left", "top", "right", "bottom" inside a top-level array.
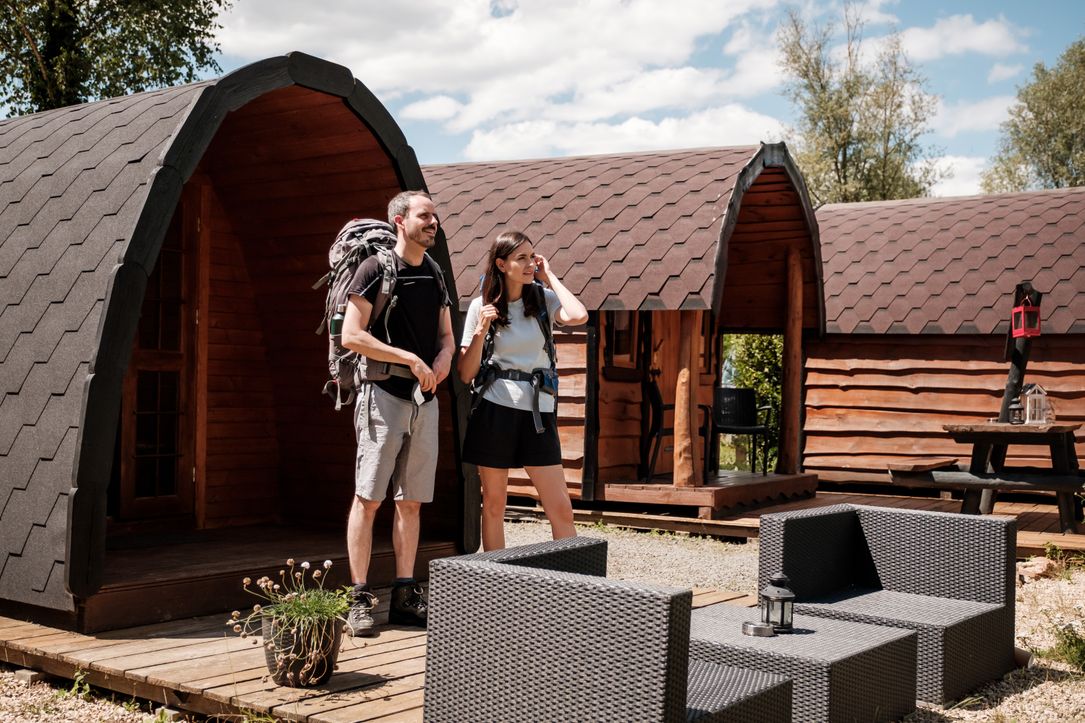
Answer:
[
  {"left": 394, "top": 577, "right": 415, "bottom": 587},
  {"left": 351, "top": 583, "right": 371, "bottom": 601}
]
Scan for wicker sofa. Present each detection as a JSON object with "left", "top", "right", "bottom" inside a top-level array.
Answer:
[
  {"left": 424, "top": 536, "right": 791, "bottom": 722},
  {"left": 758, "top": 503, "right": 1017, "bottom": 704}
]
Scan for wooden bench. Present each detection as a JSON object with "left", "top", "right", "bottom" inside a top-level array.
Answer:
[{"left": 888, "top": 466, "right": 1084, "bottom": 532}]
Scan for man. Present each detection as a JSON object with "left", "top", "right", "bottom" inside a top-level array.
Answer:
[{"left": 340, "top": 190, "right": 454, "bottom": 636}]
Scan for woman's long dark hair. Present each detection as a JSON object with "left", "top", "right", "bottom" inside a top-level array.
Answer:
[{"left": 482, "top": 231, "right": 544, "bottom": 327}]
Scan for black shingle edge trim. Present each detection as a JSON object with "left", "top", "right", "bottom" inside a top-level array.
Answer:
[
  {"left": 66, "top": 51, "right": 471, "bottom": 598},
  {"left": 708, "top": 142, "right": 826, "bottom": 337}
]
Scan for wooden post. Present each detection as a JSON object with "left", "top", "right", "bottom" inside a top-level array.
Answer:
[
  {"left": 780, "top": 245, "right": 803, "bottom": 474},
  {"left": 673, "top": 311, "right": 701, "bottom": 486}
]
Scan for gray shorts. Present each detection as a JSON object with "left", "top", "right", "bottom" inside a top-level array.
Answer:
[{"left": 354, "top": 383, "right": 439, "bottom": 502}]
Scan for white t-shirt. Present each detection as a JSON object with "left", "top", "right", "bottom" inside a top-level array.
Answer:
[{"left": 461, "top": 288, "right": 562, "bottom": 412}]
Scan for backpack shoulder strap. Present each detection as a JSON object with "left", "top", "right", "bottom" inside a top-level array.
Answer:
[
  {"left": 535, "top": 285, "right": 557, "bottom": 370},
  {"left": 367, "top": 247, "right": 398, "bottom": 330}
]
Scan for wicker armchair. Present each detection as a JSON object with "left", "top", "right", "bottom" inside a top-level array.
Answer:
[
  {"left": 425, "top": 537, "right": 791, "bottom": 722},
  {"left": 758, "top": 504, "right": 1017, "bottom": 704}
]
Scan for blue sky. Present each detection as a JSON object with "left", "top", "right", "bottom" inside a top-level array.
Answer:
[{"left": 214, "top": 1, "right": 1085, "bottom": 196}]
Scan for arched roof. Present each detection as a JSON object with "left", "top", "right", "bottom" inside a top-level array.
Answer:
[
  {"left": 425, "top": 143, "right": 823, "bottom": 331},
  {"left": 0, "top": 53, "right": 425, "bottom": 610},
  {"left": 817, "top": 187, "right": 1085, "bottom": 335}
]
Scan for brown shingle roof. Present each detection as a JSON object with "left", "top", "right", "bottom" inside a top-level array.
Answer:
[
  {"left": 817, "top": 188, "right": 1085, "bottom": 335},
  {"left": 426, "top": 146, "right": 764, "bottom": 311}
]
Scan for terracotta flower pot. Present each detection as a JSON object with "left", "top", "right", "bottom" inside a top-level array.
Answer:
[{"left": 261, "top": 616, "right": 342, "bottom": 687}]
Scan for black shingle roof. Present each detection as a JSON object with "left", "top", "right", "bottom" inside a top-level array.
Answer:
[{"left": 0, "top": 53, "right": 423, "bottom": 613}]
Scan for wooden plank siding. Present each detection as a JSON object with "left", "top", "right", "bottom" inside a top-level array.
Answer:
[
  {"left": 718, "top": 169, "right": 821, "bottom": 333},
  {"left": 202, "top": 183, "right": 281, "bottom": 527},
  {"left": 595, "top": 311, "right": 715, "bottom": 486},
  {"left": 802, "top": 334, "right": 1085, "bottom": 487},
  {"left": 173, "top": 85, "right": 459, "bottom": 539},
  {"left": 508, "top": 329, "right": 588, "bottom": 498}
]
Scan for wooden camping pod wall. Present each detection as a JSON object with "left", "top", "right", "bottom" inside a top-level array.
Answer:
[
  {"left": 116, "top": 85, "right": 462, "bottom": 534},
  {"left": 802, "top": 334, "right": 1085, "bottom": 485}
]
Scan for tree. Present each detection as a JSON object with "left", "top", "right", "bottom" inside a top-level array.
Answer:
[
  {"left": 777, "top": 5, "right": 943, "bottom": 204},
  {"left": 981, "top": 38, "right": 1085, "bottom": 193},
  {"left": 0, "top": 0, "right": 230, "bottom": 116}
]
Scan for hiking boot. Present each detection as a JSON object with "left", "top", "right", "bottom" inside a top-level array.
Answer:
[
  {"left": 345, "top": 591, "right": 378, "bottom": 637},
  {"left": 389, "top": 583, "right": 428, "bottom": 627}
]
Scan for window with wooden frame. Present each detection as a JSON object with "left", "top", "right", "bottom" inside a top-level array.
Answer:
[
  {"left": 603, "top": 310, "right": 642, "bottom": 381},
  {"left": 699, "top": 311, "right": 716, "bottom": 374},
  {"left": 109, "top": 203, "right": 195, "bottom": 524}
]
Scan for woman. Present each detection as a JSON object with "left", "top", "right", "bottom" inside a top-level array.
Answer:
[{"left": 458, "top": 231, "right": 589, "bottom": 550}]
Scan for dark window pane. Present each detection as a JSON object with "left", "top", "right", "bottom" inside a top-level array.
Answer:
[
  {"left": 135, "top": 458, "right": 157, "bottom": 498},
  {"left": 158, "top": 415, "right": 177, "bottom": 455},
  {"left": 160, "top": 251, "right": 182, "bottom": 300},
  {"left": 159, "top": 372, "right": 179, "bottom": 413},
  {"left": 160, "top": 304, "right": 181, "bottom": 351},
  {"left": 157, "top": 457, "right": 177, "bottom": 496},
  {"left": 136, "top": 372, "right": 159, "bottom": 413},
  {"left": 135, "top": 413, "right": 157, "bottom": 452}
]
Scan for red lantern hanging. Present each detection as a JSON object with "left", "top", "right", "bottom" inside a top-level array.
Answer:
[{"left": 1011, "top": 295, "right": 1041, "bottom": 338}]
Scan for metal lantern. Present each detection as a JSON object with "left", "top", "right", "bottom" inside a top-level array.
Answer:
[
  {"left": 1011, "top": 296, "right": 1041, "bottom": 338},
  {"left": 1008, "top": 397, "right": 1025, "bottom": 425},
  {"left": 760, "top": 572, "right": 795, "bottom": 633}
]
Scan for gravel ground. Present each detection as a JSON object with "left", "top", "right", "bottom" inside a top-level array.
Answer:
[{"left": 3, "top": 518, "right": 1082, "bottom": 721}]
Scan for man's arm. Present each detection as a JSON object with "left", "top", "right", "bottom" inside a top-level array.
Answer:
[
  {"left": 342, "top": 294, "right": 437, "bottom": 391},
  {"left": 431, "top": 307, "right": 455, "bottom": 385}
]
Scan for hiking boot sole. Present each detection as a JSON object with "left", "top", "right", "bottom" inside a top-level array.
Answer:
[{"left": 388, "top": 610, "right": 427, "bottom": 627}]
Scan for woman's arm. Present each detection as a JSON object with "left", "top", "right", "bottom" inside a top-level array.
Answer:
[
  {"left": 534, "top": 254, "right": 588, "bottom": 325},
  {"left": 457, "top": 301, "right": 498, "bottom": 383}
]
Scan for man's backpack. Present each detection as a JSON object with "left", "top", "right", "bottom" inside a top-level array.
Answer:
[{"left": 314, "top": 218, "right": 445, "bottom": 411}]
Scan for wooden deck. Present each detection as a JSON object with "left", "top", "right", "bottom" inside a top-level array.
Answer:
[
  {"left": 599, "top": 470, "right": 818, "bottom": 519},
  {"left": 0, "top": 588, "right": 753, "bottom": 721}
]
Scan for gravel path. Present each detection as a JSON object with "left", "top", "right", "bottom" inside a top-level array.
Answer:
[{"left": 2, "top": 518, "right": 1082, "bottom": 721}]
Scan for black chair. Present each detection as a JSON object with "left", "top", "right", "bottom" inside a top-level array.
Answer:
[
  {"left": 703, "top": 387, "right": 772, "bottom": 477},
  {"left": 639, "top": 371, "right": 710, "bottom": 482}
]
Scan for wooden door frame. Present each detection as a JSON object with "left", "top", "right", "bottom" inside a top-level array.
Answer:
[{"left": 114, "top": 184, "right": 207, "bottom": 524}]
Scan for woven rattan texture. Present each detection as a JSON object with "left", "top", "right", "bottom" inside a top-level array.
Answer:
[
  {"left": 425, "top": 557, "right": 692, "bottom": 722},
  {"left": 690, "top": 604, "right": 916, "bottom": 722},
  {"left": 456, "top": 535, "right": 607, "bottom": 576},
  {"left": 685, "top": 659, "right": 791, "bottom": 722},
  {"left": 758, "top": 503, "right": 1016, "bottom": 704}
]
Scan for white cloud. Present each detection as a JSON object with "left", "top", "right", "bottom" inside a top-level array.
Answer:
[
  {"left": 854, "top": 0, "right": 900, "bottom": 27},
  {"left": 462, "top": 105, "right": 785, "bottom": 160},
  {"left": 987, "top": 62, "right": 1023, "bottom": 83},
  {"left": 933, "top": 95, "right": 1014, "bottom": 137},
  {"left": 217, "top": 0, "right": 781, "bottom": 135},
  {"left": 931, "top": 155, "right": 988, "bottom": 197},
  {"left": 401, "top": 95, "right": 463, "bottom": 121},
  {"left": 897, "top": 15, "right": 1026, "bottom": 62}
]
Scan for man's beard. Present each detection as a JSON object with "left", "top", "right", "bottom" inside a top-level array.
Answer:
[{"left": 409, "top": 226, "right": 437, "bottom": 248}]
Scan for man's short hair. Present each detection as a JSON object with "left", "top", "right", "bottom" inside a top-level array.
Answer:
[{"left": 388, "top": 190, "right": 432, "bottom": 226}]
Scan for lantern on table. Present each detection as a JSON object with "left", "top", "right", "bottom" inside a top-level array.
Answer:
[
  {"left": 1008, "top": 397, "right": 1025, "bottom": 425},
  {"left": 1022, "top": 384, "right": 1049, "bottom": 424},
  {"left": 1011, "top": 294, "right": 1041, "bottom": 338},
  {"left": 760, "top": 572, "right": 795, "bottom": 633}
]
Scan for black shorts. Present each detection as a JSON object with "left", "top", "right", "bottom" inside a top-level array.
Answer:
[{"left": 463, "top": 398, "right": 563, "bottom": 468}]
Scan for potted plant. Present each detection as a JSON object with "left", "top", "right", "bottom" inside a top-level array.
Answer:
[{"left": 229, "top": 558, "right": 352, "bottom": 687}]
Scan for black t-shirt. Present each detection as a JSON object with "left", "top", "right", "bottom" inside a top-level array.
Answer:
[{"left": 347, "top": 252, "right": 449, "bottom": 401}]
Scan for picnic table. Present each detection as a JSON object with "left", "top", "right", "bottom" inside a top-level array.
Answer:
[{"left": 890, "top": 422, "right": 1082, "bottom": 534}]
